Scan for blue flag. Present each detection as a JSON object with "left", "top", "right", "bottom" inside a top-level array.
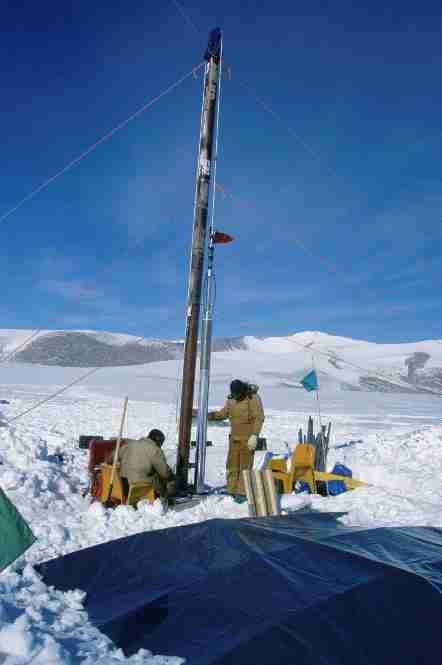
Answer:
[{"left": 300, "top": 370, "right": 318, "bottom": 392}]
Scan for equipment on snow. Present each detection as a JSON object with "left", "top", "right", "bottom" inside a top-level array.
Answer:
[
  {"left": 243, "top": 468, "right": 280, "bottom": 517},
  {"left": 297, "top": 416, "right": 331, "bottom": 471},
  {"left": 78, "top": 434, "right": 103, "bottom": 450},
  {"left": 269, "top": 441, "right": 367, "bottom": 495}
]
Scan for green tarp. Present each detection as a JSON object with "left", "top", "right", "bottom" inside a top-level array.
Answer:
[{"left": 0, "top": 486, "right": 35, "bottom": 572}]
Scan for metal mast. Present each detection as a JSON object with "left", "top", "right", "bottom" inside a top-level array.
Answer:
[
  {"left": 194, "top": 234, "right": 216, "bottom": 493},
  {"left": 176, "top": 28, "right": 223, "bottom": 491},
  {"left": 194, "top": 230, "right": 233, "bottom": 493}
]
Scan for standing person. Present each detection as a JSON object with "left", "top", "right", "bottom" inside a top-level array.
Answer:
[
  {"left": 109, "top": 429, "right": 175, "bottom": 504},
  {"left": 209, "top": 380, "right": 265, "bottom": 495}
]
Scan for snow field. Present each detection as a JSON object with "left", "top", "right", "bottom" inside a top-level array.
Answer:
[{"left": 1, "top": 383, "right": 442, "bottom": 663}]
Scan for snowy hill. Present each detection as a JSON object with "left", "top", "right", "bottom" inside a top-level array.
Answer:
[
  {"left": 0, "top": 330, "right": 246, "bottom": 368},
  {"left": 0, "top": 330, "right": 183, "bottom": 366},
  {"left": 242, "top": 330, "right": 442, "bottom": 395},
  {"left": 1, "top": 328, "right": 442, "bottom": 395}
]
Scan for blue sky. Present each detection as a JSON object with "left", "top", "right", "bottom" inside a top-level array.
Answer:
[{"left": 1, "top": 0, "right": 441, "bottom": 343}]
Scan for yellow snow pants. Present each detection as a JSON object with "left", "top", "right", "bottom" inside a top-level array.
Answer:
[{"left": 226, "top": 437, "right": 254, "bottom": 495}]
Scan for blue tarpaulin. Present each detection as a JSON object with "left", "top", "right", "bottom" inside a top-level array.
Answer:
[{"left": 37, "top": 512, "right": 442, "bottom": 665}]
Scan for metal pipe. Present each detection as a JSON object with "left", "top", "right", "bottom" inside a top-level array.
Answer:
[
  {"left": 194, "top": 31, "right": 223, "bottom": 494},
  {"left": 195, "top": 238, "right": 215, "bottom": 492},
  {"left": 242, "top": 470, "right": 257, "bottom": 517},
  {"left": 251, "top": 470, "right": 269, "bottom": 517},
  {"left": 263, "top": 469, "right": 280, "bottom": 516}
]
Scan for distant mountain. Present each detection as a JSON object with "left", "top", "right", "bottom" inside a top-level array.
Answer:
[
  {"left": 1, "top": 329, "right": 442, "bottom": 394},
  {"left": 0, "top": 330, "right": 246, "bottom": 368},
  {"left": 239, "top": 331, "right": 442, "bottom": 396}
]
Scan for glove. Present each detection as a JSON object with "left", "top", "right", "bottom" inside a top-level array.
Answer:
[{"left": 247, "top": 434, "right": 258, "bottom": 451}]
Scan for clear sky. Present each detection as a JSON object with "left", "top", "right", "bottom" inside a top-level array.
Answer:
[{"left": 1, "top": 0, "right": 441, "bottom": 343}]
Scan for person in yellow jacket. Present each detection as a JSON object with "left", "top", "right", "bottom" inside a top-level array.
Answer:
[{"left": 209, "top": 380, "right": 265, "bottom": 495}]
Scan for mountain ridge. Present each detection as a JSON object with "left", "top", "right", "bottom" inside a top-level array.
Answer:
[{"left": 1, "top": 328, "right": 442, "bottom": 394}]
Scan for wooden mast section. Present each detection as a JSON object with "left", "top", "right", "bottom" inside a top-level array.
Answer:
[{"left": 176, "top": 28, "right": 223, "bottom": 491}]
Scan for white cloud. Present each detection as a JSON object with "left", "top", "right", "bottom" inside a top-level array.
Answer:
[{"left": 40, "top": 279, "right": 101, "bottom": 303}]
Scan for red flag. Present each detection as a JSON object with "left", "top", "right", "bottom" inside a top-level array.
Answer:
[{"left": 212, "top": 231, "right": 233, "bottom": 244}]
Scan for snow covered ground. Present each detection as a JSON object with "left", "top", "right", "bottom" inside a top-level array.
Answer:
[{"left": 1, "top": 361, "right": 442, "bottom": 663}]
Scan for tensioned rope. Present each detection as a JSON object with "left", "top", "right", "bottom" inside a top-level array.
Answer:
[
  {"left": 0, "top": 10, "right": 434, "bottom": 344},
  {"left": 214, "top": 182, "right": 344, "bottom": 278},
  {"left": 171, "top": 0, "right": 199, "bottom": 34},
  {"left": 8, "top": 367, "right": 102, "bottom": 423},
  {"left": 228, "top": 81, "right": 442, "bottom": 322},
  {"left": 3, "top": 60, "right": 205, "bottom": 424},
  {"left": 9, "top": 323, "right": 438, "bottom": 428},
  {"left": 0, "top": 329, "right": 43, "bottom": 363},
  {"left": 170, "top": 0, "right": 441, "bottom": 323},
  {"left": 3, "top": 64, "right": 207, "bottom": 418},
  {"left": 170, "top": 1, "right": 329, "bottom": 167},
  {"left": 7, "top": 333, "right": 153, "bottom": 423},
  {"left": 0, "top": 63, "right": 203, "bottom": 365},
  {"left": 0, "top": 63, "right": 204, "bottom": 227},
  {"left": 3, "top": 17, "right": 440, "bottom": 419},
  {"left": 286, "top": 334, "right": 441, "bottom": 396},
  {"left": 215, "top": 170, "right": 429, "bottom": 317},
  {"left": 168, "top": 0, "right": 442, "bottom": 397}
]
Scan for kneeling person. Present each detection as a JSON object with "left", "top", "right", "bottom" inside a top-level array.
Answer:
[{"left": 118, "top": 429, "right": 175, "bottom": 503}]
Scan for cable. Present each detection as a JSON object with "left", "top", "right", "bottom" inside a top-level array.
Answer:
[
  {"left": 7, "top": 332, "right": 156, "bottom": 423},
  {"left": 169, "top": 5, "right": 393, "bottom": 310},
  {"left": 0, "top": 63, "right": 203, "bottom": 365},
  {"left": 215, "top": 179, "right": 417, "bottom": 321},
  {"left": 169, "top": 1, "right": 330, "bottom": 171},
  {"left": 8, "top": 366, "right": 101, "bottom": 423},
  {"left": 0, "top": 329, "right": 43, "bottom": 363},
  {"left": 170, "top": 3, "right": 441, "bottom": 393},
  {"left": 171, "top": 0, "right": 200, "bottom": 34},
  {"left": 236, "top": 82, "right": 325, "bottom": 165},
  {"left": 290, "top": 335, "right": 442, "bottom": 397},
  {"left": 215, "top": 181, "right": 343, "bottom": 277},
  {"left": 5, "top": 15, "right": 440, "bottom": 421},
  {"left": 0, "top": 63, "right": 204, "bottom": 227},
  {"left": 170, "top": 2, "right": 441, "bottom": 330}
]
